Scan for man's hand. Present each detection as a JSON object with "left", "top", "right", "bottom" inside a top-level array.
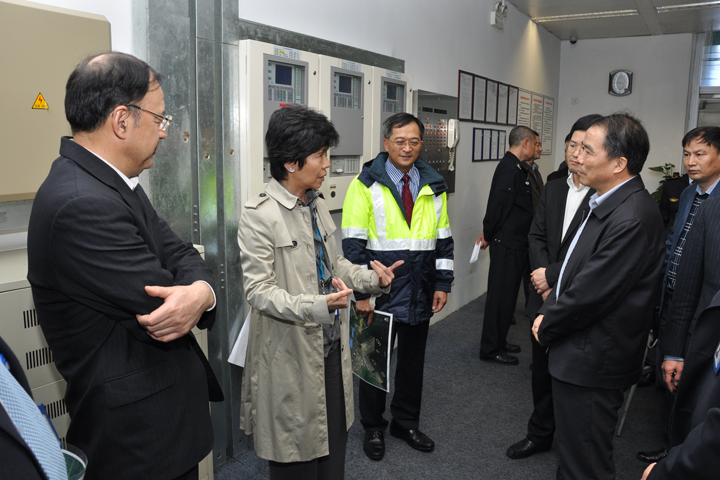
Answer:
[
  {"left": 137, "top": 281, "right": 214, "bottom": 342},
  {"left": 531, "top": 267, "right": 550, "bottom": 294},
  {"left": 355, "top": 297, "right": 375, "bottom": 326},
  {"left": 370, "top": 259, "right": 404, "bottom": 288},
  {"left": 432, "top": 291, "right": 448, "bottom": 313},
  {"left": 326, "top": 278, "right": 353, "bottom": 311},
  {"left": 641, "top": 463, "right": 656, "bottom": 480},
  {"left": 541, "top": 289, "right": 552, "bottom": 301},
  {"left": 476, "top": 233, "right": 489, "bottom": 250},
  {"left": 662, "top": 360, "right": 684, "bottom": 392},
  {"left": 532, "top": 314, "right": 544, "bottom": 343}
]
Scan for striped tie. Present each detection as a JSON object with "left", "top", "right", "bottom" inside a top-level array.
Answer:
[{"left": 0, "top": 359, "right": 68, "bottom": 480}]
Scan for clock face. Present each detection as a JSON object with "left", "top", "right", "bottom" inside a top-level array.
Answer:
[{"left": 609, "top": 70, "right": 632, "bottom": 96}]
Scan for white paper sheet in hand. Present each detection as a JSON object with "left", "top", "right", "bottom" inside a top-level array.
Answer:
[
  {"left": 228, "top": 309, "right": 252, "bottom": 368},
  {"left": 470, "top": 242, "right": 481, "bottom": 263}
]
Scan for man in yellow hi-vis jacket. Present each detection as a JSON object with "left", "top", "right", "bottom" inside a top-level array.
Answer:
[{"left": 342, "top": 112, "right": 454, "bottom": 461}]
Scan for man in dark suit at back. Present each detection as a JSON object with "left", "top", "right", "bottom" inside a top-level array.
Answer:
[
  {"left": 533, "top": 113, "right": 665, "bottom": 480},
  {"left": 506, "top": 114, "right": 600, "bottom": 460},
  {"left": 642, "top": 287, "right": 720, "bottom": 479},
  {"left": 477, "top": 126, "right": 539, "bottom": 365},
  {"left": 637, "top": 126, "right": 720, "bottom": 463},
  {"left": 27, "top": 52, "right": 223, "bottom": 480}
]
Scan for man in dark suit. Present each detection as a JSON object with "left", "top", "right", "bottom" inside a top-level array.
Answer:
[
  {"left": 506, "top": 114, "right": 600, "bottom": 460},
  {"left": 637, "top": 126, "right": 720, "bottom": 463},
  {"left": 533, "top": 113, "right": 665, "bottom": 480},
  {"left": 642, "top": 288, "right": 720, "bottom": 480},
  {"left": 27, "top": 52, "right": 223, "bottom": 480},
  {"left": 0, "top": 335, "right": 64, "bottom": 480},
  {"left": 477, "top": 126, "right": 539, "bottom": 365},
  {"left": 658, "top": 173, "right": 691, "bottom": 235}
]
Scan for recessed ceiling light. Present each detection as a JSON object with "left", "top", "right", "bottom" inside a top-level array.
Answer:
[
  {"left": 657, "top": 1, "right": 720, "bottom": 13},
  {"left": 532, "top": 10, "right": 638, "bottom": 23}
]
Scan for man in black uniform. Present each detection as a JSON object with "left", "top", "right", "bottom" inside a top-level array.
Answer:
[{"left": 477, "top": 125, "right": 538, "bottom": 365}]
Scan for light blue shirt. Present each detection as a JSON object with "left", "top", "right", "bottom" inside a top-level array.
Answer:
[
  {"left": 385, "top": 159, "right": 419, "bottom": 201},
  {"left": 556, "top": 176, "right": 636, "bottom": 300}
]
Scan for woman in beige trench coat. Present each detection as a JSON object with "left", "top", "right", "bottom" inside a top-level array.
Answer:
[{"left": 238, "top": 105, "right": 401, "bottom": 480}]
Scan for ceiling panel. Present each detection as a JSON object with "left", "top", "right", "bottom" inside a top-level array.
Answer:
[
  {"left": 536, "top": 15, "right": 652, "bottom": 41},
  {"left": 658, "top": 9, "right": 720, "bottom": 34},
  {"left": 509, "top": 0, "right": 635, "bottom": 18},
  {"left": 508, "top": 0, "right": 720, "bottom": 40}
]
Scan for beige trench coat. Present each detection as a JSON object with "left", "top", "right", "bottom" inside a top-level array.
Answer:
[{"left": 238, "top": 178, "right": 387, "bottom": 463}]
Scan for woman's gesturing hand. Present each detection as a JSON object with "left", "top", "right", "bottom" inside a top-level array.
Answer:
[{"left": 370, "top": 260, "right": 404, "bottom": 287}]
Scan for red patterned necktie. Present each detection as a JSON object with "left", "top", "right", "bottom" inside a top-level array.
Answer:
[{"left": 402, "top": 174, "right": 414, "bottom": 227}]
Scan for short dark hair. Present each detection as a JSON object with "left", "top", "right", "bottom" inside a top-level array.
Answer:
[
  {"left": 265, "top": 105, "right": 339, "bottom": 182},
  {"left": 382, "top": 113, "right": 425, "bottom": 140},
  {"left": 590, "top": 113, "right": 650, "bottom": 175},
  {"left": 65, "top": 52, "right": 163, "bottom": 134},
  {"left": 682, "top": 126, "right": 720, "bottom": 152},
  {"left": 565, "top": 132, "right": 572, "bottom": 143},
  {"left": 569, "top": 114, "right": 602, "bottom": 139},
  {"left": 508, "top": 126, "right": 535, "bottom": 147}
]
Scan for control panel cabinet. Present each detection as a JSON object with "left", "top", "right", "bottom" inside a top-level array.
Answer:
[
  {"left": 317, "top": 56, "right": 373, "bottom": 210},
  {"left": 239, "top": 40, "right": 320, "bottom": 201},
  {"left": 369, "top": 69, "right": 413, "bottom": 158}
]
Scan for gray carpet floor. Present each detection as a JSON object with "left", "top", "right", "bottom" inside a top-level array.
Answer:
[{"left": 215, "top": 293, "right": 664, "bottom": 479}]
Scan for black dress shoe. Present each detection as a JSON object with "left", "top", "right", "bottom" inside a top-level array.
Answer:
[
  {"left": 389, "top": 421, "right": 434, "bottom": 452},
  {"left": 480, "top": 351, "right": 519, "bottom": 365},
  {"left": 506, "top": 438, "right": 551, "bottom": 459},
  {"left": 504, "top": 343, "right": 521, "bottom": 353},
  {"left": 363, "top": 430, "right": 385, "bottom": 461},
  {"left": 637, "top": 448, "right": 668, "bottom": 463}
]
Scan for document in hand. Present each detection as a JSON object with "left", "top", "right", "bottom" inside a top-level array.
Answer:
[{"left": 349, "top": 300, "right": 394, "bottom": 392}]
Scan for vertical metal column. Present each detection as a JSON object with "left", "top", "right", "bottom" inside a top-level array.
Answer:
[{"left": 137, "top": 0, "right": 246, "bottom": 469}]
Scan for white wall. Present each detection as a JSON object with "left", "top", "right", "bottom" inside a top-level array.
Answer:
[
  {"left": 28, "top": 0, "right": 133, "bottom": 53},
  {"left": 25, "top": 0, "right": 564, "bottom": 320},
  {"left": 555, "top": 34, "right": 694, "bottom": 193},
  {"left": 238, "top": 0, "right": 563, "bottom": 321}
]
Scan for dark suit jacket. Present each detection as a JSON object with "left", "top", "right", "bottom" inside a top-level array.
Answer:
[
  {"left": 27, "top": 137, "right": 222, "bottom": 480},
  {"left": 0, "top": 336, "right": 49, "bottom": 480},
  {"left": 546, "top": 161, "right": 569, "bottom": 183},
  {"left": 538, "top": 176, "right": 665, "bottom": 390},
  {"left": 668, "top": 290, "right": 720, "bottom": 446},
  {"left": 659, "top": 174, "right": 691, "bottom": 235},
  {"left": 661, "top": 196, "right": 720, "bottom": 359},
  {"left": 526, "top": 176, "right": 594, "bottom": 318},
  {"left": 483, "top": 151, "right": 534, "bottom": 250},
  {"left": 647, "top": 292, "right": 720, "bottom": 479}
]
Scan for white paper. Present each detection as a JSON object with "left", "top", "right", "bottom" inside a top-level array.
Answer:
[
  {"left": 470, "top": 242, "right": 481, "bottom": 263},
  {"left": 228, "top": 309, "right": 252, "bottom": 368}
]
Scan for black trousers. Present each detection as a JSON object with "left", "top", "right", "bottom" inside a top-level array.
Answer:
[
  {"left": 359, "top": 320, "right": 430, "bottom": 432},
  {"left": 480, "top": 243, "right": 528, "bottom": 357},
  {"left": 526, "top": 333, "right": 554, "bottom": 447},
  {"left": 269, "top": 345, "right": 348, "bottom": 480},
  {"left": 552, "top": 378, "right": 624, "bottom": 480}
]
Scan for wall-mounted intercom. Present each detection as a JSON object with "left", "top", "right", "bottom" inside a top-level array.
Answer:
[{"left": 413, "top": 90, "right": 458, "bottom": 193}]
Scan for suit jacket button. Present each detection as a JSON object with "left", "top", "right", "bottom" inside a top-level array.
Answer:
[
  {"left": 259, "top": 193, "right": 266, "bottom": 197},
  {"left": 292, "top": 240, "right": 298, "bottom": 247},
  {"left": 187, "top": 342, "right": 193, "bottom": 350}
]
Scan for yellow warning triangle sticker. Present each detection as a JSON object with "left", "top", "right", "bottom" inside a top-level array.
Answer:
[{"left": 32, "top": 93, "right": 49, "bottom": 110}]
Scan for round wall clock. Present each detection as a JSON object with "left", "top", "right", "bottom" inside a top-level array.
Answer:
[{"left": 609, "top": 70, "right": 633, "bottom": 96}]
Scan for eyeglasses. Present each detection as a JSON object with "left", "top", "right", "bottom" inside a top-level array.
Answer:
[
  {"left": 565, "top": 142, "right": 582, "bottom": 153},
  {"left": 125, "top": 104, "right": 173, "bottom": 131},
  {"left": 390, "top": 138, "right": 423, "bottom": 148}
]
